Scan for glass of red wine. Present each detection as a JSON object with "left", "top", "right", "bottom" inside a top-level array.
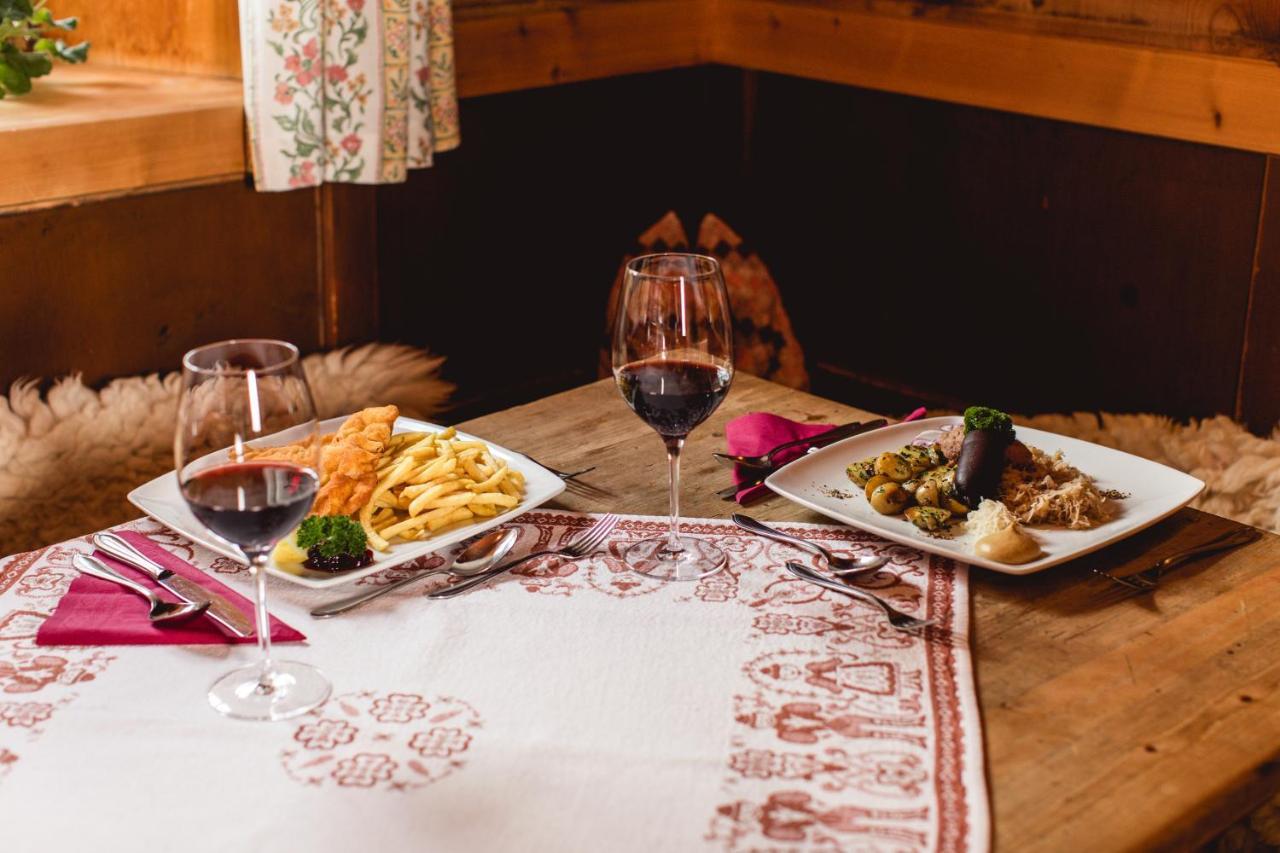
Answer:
[
  {"left": 613, "top": 253, "right": 734, "bottom": 581},
  {"left": 175, "top": 339, "right": 330, "bottom": 721}
]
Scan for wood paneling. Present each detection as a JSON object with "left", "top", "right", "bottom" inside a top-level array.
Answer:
[
  {"left": 0, "top": 66, "right": 243, "bottom": 212},
  {"left": 0, "top": 182, "right": 321, "bottom": 389},
  {"left": 717, "top": 0, "right": 1280, "bottom": 156},
  {"left": 455, "top": 0, "right": 711, "bottom": 97},
  {"left": 1238, "top": 155, "right": 1280, "bottom": 433},
  {"left": 319, "top": 184, "right": 380, "bottom": 347},
  {"left": 737, "top": 73, "right": 1265, "bottom": 418},
  {"left": 376, "top": 67, "right": 744, "bottom": 415},
  {"left": 67, "top": 0, "right": 242, "bottom": 78}
]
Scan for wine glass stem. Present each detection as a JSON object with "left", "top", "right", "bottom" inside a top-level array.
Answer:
[
  {"left": 248, "top": 551, "right": 275, "bottom": 691},
  {"left": 664, "top": 436, "right": 685, "bottom": 554}
]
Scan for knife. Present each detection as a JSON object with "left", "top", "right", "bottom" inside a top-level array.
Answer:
[
  {"left": 93, "top": 532, "right": 255, "bottom": 638},
  {"left": 717, "top": 418, "right": 889, "bottom": 500}
]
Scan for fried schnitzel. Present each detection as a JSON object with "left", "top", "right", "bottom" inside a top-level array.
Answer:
[{"left": 245, "top": 405, "right": 399, "bottom": 517}]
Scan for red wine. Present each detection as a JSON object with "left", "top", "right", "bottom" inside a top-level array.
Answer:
[
  {"left": 182, "top": 462, "right": 318, "bottom": 551},
  {"left": 617, "top": 358, "right": 731, "bottom": 437}
]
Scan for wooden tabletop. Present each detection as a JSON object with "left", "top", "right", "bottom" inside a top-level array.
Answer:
[{"left": 459, "top": 373, "right": 1280, "bottom": 851}]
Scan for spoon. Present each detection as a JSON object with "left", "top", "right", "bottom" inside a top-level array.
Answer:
[
  {"left": 731, "top": 514, "right": 888, "bottom": 576},
  {"left": 72, "top": 553, "right": 210, "bottom": 624},
  {"left": 311, "top": 528, "right": 520, "bottom": 618}
]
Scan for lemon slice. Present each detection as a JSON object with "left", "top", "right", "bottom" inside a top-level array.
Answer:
[{"left": 272, "top": 530, "right": 308, "bottom": 565}]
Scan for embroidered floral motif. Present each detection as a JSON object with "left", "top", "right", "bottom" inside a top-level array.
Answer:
[
  {"left": 370, "top": 693, "right": 431, "bottom": 724},
  {"left": 409, "top": 726, "right": 470, "bottom": 758},
  {"left": 332, "top": 752, "right": 396, "bottom": 787},
  {"left": 294, "top": 717, "right": 358, "bottom": 750}
]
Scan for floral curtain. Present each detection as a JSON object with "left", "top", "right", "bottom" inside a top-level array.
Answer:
[{"left": 237, "top": 0, "right": 460, "bottom": 190}]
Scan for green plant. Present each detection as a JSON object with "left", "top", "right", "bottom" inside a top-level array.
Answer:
[{"left": 0, "top": 0, "right": 88, "bottom": 98}]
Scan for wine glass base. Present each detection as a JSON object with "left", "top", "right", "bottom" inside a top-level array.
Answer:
[
  {"left": 623, "top": 535, "right": 726, "bottom": 582},
  {"left": 208, "top": 660, "right": 331, "bottom": 721}
]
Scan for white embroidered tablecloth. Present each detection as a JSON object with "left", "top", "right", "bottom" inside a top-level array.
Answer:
[{"left": 0, "top": 512, "right": 988, "bottom": 852}]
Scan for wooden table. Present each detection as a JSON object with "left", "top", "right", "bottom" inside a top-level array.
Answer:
[{"left": 461, "top": 373, "right": 1280, "bottom": 851}]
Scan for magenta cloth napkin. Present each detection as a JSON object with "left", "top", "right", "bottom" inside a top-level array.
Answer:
[
  {"left": 725, "top": 408, "right": 927, "bottom": 504},
  {"left": 37, "top": 530, "right": 306, "bottom": 646}
]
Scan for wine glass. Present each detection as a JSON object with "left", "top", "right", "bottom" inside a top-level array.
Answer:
[
  {"left": 175, "top": 339, "right": 330, "bottom": 721},
  {"left": 613, "top": 253, "right": 734, "bottom": 581}
]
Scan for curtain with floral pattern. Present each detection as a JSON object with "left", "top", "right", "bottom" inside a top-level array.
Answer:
[{"left": 237, "top": 0, "right": 459, "bottom": 190}]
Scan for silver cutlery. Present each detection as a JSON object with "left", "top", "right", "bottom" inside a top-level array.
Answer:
[
  {"left": 732, "top": 514, "right": 887, "bottom": 576},
  {"left": 311, "top": 528, "right": 519, "bottom": 618},
  {"left": 785, "top": 561, "right": 936, "bottom": 634},
  {"left": 1095, "top": 526, "right": 1260, "bottom": 593},
  {"left": 516, "top": 451, "right": 611, "bottom": 498},
  {"left": 428, "top": 513, "right": 621, "bottom": 599},
  {"left": 714, "top": 419, "right": 885, "bottom": 470},
  {"left": 72, "top": 553, "right": 210, "bottom": 624},
  {"left": 94, "top": 532, "right": 254, "bottom": 637},
  {"left": 716, "top": 419, "right": 890, "bottom": 499}
]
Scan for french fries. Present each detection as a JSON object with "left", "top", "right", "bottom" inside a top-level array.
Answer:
[{"left": 358, "top": 426, "right": 526, "bottom": 551}]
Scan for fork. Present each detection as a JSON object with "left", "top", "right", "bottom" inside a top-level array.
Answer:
[
  {"left": 427, "top": 513, "right": 622, "bottom": 598},
  {"left": 785, "top": 561, "right": 936, "bottom": 634},
  {"left": 516, "top": 451, "right": 611, "bottom": 498},
  {"left": 1095, "top": 526, "right": 1260, "bottom": 593}
]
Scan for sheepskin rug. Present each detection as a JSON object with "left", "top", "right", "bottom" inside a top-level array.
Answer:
[{"left": 0, "top": 344, "right": 452, "bottom": 555}]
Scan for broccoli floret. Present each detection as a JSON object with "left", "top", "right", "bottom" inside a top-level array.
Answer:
[
  {"left": 296, "top": 515, "right": 367, "bottom": 559},
  {"left": 963, "top": 406, "right": 1014, "bottom": 439}
]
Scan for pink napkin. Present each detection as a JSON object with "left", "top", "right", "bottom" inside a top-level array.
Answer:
[
  {"left": 37, "top": 530, "right": 305, "bottom": 646},
  {"left": 725, "top": 408, "right": 927, "bottom": 504}
]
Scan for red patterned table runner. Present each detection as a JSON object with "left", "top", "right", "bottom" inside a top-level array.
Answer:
[{"left": 0, "top": 512, "right": 988, "bottom": 852}]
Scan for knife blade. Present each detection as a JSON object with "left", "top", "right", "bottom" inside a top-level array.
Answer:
[
  {"left": 717, "top": 418, "right": 890, "bottom": 500},
  {"left": 93, "top": 532, "right": 255, "bottom": 638}
]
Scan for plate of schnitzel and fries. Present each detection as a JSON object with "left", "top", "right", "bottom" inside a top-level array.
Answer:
[{"left": 128, "top": 407, "right": 565, "bottom": 589}]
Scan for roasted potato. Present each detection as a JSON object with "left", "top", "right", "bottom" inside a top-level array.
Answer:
[
  {"left": 874, "top": 452, "right": 913, "bottom": 483},
  {"left": 905, "top": 505, "right": 952, "bottom": 531},
  {"left": 868, "top": 481, "right": 910, "bottom": 515},
  {"left": 915, "top": 479, "right": 940, "bottom": 508},
  {"left": 846, "top": 459, "right": 877, "bottom": 487},
  {"left": 864, "top": 474, "right": 893, "bottom": 501}
]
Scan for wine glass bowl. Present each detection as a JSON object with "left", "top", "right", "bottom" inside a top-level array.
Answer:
[
  {"left": 613, "top": 254, "right": 734, "bottom": 581},
  {"left": 176, "top": 339, "right": 331, "bottom": 721}
]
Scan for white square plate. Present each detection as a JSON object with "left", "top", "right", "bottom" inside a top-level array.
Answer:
[
  {"left": 128, "top": 415, "right": 565, "bottom": 588},
  {"left": 765, "top": 416, "right": 1205, "bottom": 575}
]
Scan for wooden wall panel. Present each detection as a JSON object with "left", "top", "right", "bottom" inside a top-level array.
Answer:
[
  {"left": 734, "top": 74, "right": 1265, "bottom": 418},
  {"left": 0, "top": 182, "right": 322, "bottom": 389},
  {"left": 67, "top": 0, "right": 241, "bottom": 78},
  {"left": 375, "top": 67, "right": 744, "bottom": 417},
  {"left": 1238, "top": 155, "right": 1280, "bottom": 433}
]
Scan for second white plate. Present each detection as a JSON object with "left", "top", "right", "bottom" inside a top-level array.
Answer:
[{"left": 765, "top": 416, "right": 1205, "bottom": 575}]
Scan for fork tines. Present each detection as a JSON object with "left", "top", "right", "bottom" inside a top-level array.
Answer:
[{"left": 570, "top": 513, "right": 621, "bottom": 554}]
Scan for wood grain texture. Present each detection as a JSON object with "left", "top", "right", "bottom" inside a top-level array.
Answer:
[
  {"left": 0, "top": 66, "right": 244, "bottom": 212},
  {"left": 716, "top": 0, "right": 1280, "bottom": 155},
  {"left": 1238, "top": 155, "right": 1280, "bottom": 433},
  {"left": 458, "top": 373, "right": 1280, "bottom": 850},
  {"left": 318, "top": 184, "right": 380, "bottom": 347},
  {"left": 737, "top": 73, "right": 1265, "bottom": 418},
  {"left": 455, "top": 0, "right": 712, "bottom": 97},
  {"left": 66, "top": 0, "right": 242, "bottom": 77},
  {"left": 0, "top": 182, "right": 321, "bottom": 389}
]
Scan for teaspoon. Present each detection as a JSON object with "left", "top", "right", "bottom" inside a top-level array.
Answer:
[
  {"left": 311, "top": 528, "right": 519, "bottom": 618},
  {"left": 731, "top": 513, "right": 888, "bottom": 575}
]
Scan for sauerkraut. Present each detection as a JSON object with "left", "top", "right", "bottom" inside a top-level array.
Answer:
[{"left": 999, "top": 447, "right": 1109, "bottom": 529}]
